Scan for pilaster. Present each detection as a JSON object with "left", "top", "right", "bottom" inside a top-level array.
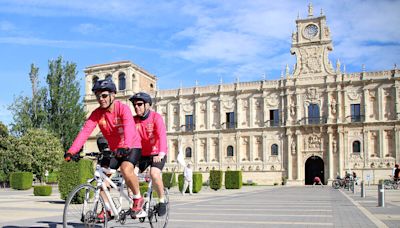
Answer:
[
  {"left": 378, "top": 87, "right": 383, "bottom": 120},
  {"left": 363, "top": 88, "right": 369, "bottom": 122},
  {"left": 338, "top": 128, "right": 344, "bottom": 176},
  {"left": 249, "top": 135, "right": 254, "bottom": 162},
  {"left": 379, "top": 129, "right": 384, "bottom": 158},
  {"left": 363, "top": 130, "right": 369, "bottom": 167},
  {"left": 287, "top": 133, "right": 293, "bottom": 180},
  {"left": 296, "top": 131, "right": 301, "bottom": 180},
  {"left": 328, "top": 130, "right": 333, "bottom": 180}
]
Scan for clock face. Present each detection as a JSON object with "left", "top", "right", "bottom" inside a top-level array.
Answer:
[{"left": 304, "top": 24, "right": 319, "bottom": 39}]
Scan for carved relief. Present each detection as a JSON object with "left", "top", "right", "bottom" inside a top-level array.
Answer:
[
  {"left": 348, "top": 90, "right": 361, "bottom": 101},
  {"left": 200, "top": 103, "right": 206, "bottom": 113},
  {"left": 290, "top": 102, "right": 296, "bottom": 117},
  {"left": 299, "top": 47, "right": 323, "bottom": 74},
  {"left": 330, "top": 97, "right": 337, "bottom": 114},
  {"left": 306, "top": 88, "right": 319, "bottom": 101},
  {"left": 182, "top": 102, "right": 193, "bottom": 113},
  {"left": 265, "top": 94, "right": 279, "bottom": 107},
  {"left": 368, "top": 89, "right": 376, "bottom": 101},
  {"left": 291, "top": 140, "right": 296, "bottom": 155},
  {"left": 242, "top": 100, "right": 248, "bottom": 110},
  {"left": 305, "top": 134, "right": 321, "bottom": 150},
  {"left": 161, "top": 107, "right": 167, "bottom": 114},
  {"left": 223, "top": 100, "right": 235, "bottom": 110},
  {"left": 332, "top": 140, "right": 337, "bottom": 153}
]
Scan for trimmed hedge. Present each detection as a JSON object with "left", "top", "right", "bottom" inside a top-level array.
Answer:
[
  {"left": 162, "top": 172, "right": 177, "bottom": 189},
  {"left": 46, "top": 172, "right": 59, "bottom": 184},
  {"left": 10, "top": 172, "right": 33, "bottom": 190},
  {"left": 209, "top": 170, "right": 223, "bottom": 191},
  {"left": 225, "top": 170, "right": 242, "bottom": 189},
  {"left": 178, "top": 172, "right": 202, "bottom": 193},
  {"left": 34, "top": 185, "right": 52, "bottom": 196},
  {"left": 58, "top": 159, "right": 94, "bottom": 201}
]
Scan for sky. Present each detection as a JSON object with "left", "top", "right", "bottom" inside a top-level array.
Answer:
[{"left": 0, "top": 0, "right": 399, "bottom": 126}]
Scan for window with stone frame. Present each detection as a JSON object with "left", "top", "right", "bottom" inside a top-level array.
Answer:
[
  {"left": 227, "top": 145, "right": 234, "bottom": 157},
  {"left": 271, "top": 144, "right": 279, "bottom": 156},
  {"left": 185, "top": 147, "right": 192, "bottom": 158},
  {"left": 352, "top": 141, "right": 361, "bottom": 154},
  {"left": 118, "top": 72, "right": 126, "bottom": 91}
]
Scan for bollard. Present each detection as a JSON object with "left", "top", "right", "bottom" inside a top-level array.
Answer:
[
  {"left": 361, "top": 181, "right": 366, "bottom": 198},
  {"left": 378, "top": 184, "right": 385, "bottom": 207},
  {"left": 352, "top": 181, "right": 356, "bottom": 194}
]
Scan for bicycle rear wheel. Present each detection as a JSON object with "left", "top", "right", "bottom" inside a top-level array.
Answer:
[
  {"left": 63, "top": 184, "right": 108, "bottom": 228},
  {"left": 149, "top": 188, "right": 169, "bottom": 228}
]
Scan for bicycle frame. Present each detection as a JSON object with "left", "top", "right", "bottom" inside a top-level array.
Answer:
[{"left": 87, "top": 164, "right": 132, "bottom": 220}]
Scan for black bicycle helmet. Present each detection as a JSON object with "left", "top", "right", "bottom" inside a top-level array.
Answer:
[
  {"left": 129, "top": 92, "right": 152, "bottom": 106},
  {"left": 92, "top": 78, "right": 117, "bottom": 93}
]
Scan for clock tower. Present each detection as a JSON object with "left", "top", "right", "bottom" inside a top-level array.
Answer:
[{"left": 290, "top": 3, "right": 335, "bottom": 77}]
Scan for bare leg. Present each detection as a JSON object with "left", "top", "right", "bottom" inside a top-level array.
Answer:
[
  {"left": 150, "top": 167, "right": 164, "bottom": 199},
  {"left": 120, "top": 161, "right": 140, "bottom": 196}
]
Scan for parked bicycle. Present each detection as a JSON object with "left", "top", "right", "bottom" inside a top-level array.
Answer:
[
  {"left": 383, "top": 176, "right": 399, "bottom": 190},
  {"left": 63, "top": 152, "right": 169, "bottom": 228},
  {"left": 332, "top": 176, "right": 353, "bottom": 191}
]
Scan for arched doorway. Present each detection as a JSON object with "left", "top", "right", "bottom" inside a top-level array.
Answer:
[{"left": 305, "top": 156, "right": 324, "bottom": 185}]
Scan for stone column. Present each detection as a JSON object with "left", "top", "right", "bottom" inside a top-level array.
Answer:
[
  {"left": 378, "top": 87, "right": 383, "bottom": 120},
  {"left": 287, "top": 132, "right": 293, "bottom": 180},
  {"left": 236, "top": 98, "right": 241, "bottom": 129},
  {"left": 249, "top": 96, "right": 254, "bottom": 128},
  {"left": 207, "top": 100, "right": 211, "bottom": 129},
  {"left": 193, "top": 135, "right": 198, "bottom": 168},
  {"left": 395, "top": 127, "right": 400, "bottom": 164},
  {"left": 194, "top": 100, "right": 200, "bottom": 130},
  {"left": 262, "top": 133, "right": 268, "bottom": 170},
  {"left": 328, "top": 130, "right": 334, "bottom": 180},
  {"left": 379, "top": 129, "right": 385, "bottom": 158},
  {"left": 249, "top": 136, "right": 254, "bottom": 162},
  {"left": 296, "top": 131, "right": 301, "bottom": 181},
  {"left": 219, "top": 97, "right": 224, "bottom": 128},
  {"left": 338, "top": 128, "right": 344, "bottom": 176},
  {"left": 363, "top": 130, "right": 369, "bottom": 167},
  {"left": 236, "top": 133, "right": 241, "bottom": 169},
  {"left": 218, "top": 134, "right": 223, "bottom": 169},
  {"left": 395, "top": 83, "right": 400, "bottom": 120},
  {"left": 337, "top": 87, "right": 343, "bottom": 123},
  {"left": 363, "top": 88, "right": 369, "bottom": 122},
  {"left": 206, "top": 137, "right": 211, "bottom": 163},
  {"left": 344, "top": 131, "right": 349, "bottom": 170}
]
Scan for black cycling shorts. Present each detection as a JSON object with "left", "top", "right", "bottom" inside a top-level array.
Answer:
[
  {"left": 138, "top": 155, "right": 167, "bottom": 173},
  {"left": 100, "top": 148, "right": 142, "bottom": 169}
]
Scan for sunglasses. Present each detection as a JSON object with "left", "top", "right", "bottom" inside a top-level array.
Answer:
[
  {"left": 96, "top": 93, "right": 110, "bottom": 100},
  {"left": 134, "top": 102, "right": 144, "bottom": 107}
]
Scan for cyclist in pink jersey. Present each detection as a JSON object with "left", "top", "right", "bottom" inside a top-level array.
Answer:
[
  {"left": 129, "top": 92, "right": 168, "bottom": 216},
  {"left": 64, "top": 78, "right": 144, "bottom": 221}
]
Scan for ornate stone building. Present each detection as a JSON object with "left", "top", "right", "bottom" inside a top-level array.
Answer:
[{"left": 83, "top": 5, "right": 400, "bottom": 185}]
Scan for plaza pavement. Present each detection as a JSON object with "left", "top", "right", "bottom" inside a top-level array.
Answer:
[{"left": 0, "top": 184, "right": 399, "bottom": 227}]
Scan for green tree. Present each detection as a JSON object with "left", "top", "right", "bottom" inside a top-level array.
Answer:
[
  {"left": 9, "top": 64, "right": 48, "bottom": 136},
  {"left": 17, "top": 128, "right": 63, "bottom": 181},
  {"left": 46, "top": 56, "right": 86, "bottom": 150}
]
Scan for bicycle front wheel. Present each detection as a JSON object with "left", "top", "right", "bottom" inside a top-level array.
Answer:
[
  {"left": 149, "top": 188, "right": 169, "bottom": 228},
  {"left": 332, "top": 180, "right": 340, "bottom": 189},
  {"left": 63, "top": 184, "right": 108, "bottom": 228}
]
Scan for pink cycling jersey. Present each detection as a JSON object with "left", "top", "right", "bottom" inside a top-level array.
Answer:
[
  {"left": 68, "top": 100, "right": 141, "bottom": 154},
  {"left": 134, "top": 111, "right": 168, "bottom": 157}
]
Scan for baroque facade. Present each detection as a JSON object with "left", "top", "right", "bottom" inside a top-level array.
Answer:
[{"left": 82, "top": 5, "right": 400, "bottom": 185}]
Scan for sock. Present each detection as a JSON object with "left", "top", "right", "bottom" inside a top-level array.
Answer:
[{"left": 131, "top": 193, "right": 141, "bottom": 199}]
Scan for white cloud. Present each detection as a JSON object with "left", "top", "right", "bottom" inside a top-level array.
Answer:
[
  {"left": 0, "top": 20, "right": 15, "bottom": 31},
  {"left": 73, "top": 23, "right": 101, "bottom": 35}
]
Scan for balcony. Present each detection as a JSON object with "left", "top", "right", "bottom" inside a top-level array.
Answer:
[
  {"left": 298, "top": 117, "right": 328, "bottom": 125},
  {"left": 265, "top": 120, "right": 282, "bottom": 127},
  {"left": 346, "top": 115, "right": 365, "bottom": 123}
]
